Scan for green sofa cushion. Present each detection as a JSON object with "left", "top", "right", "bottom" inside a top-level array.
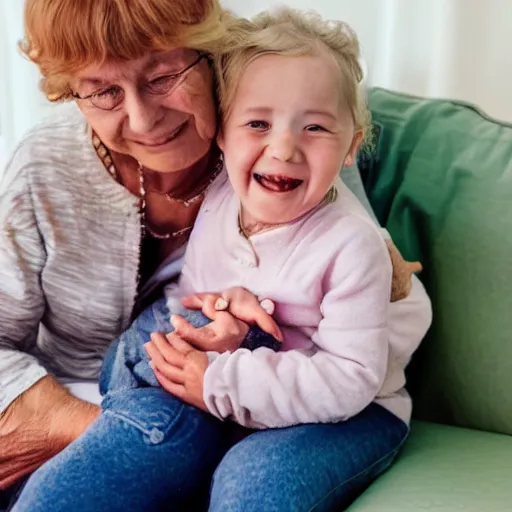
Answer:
[
  {"left": 366, "top": 88, "right": 512, "bottom": 435},
  {"left": 348, "top": 421, "right": 512, "bottom": 511}
]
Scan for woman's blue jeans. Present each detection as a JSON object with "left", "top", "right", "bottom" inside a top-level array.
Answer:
[{"left": 8, "top": 297, "right": 408, "bottom": 512}]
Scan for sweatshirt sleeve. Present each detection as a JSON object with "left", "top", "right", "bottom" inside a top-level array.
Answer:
[
  {"left": 203, "top": 219, "right": 392, "bottom": 429},
  {"left": 0, "top": 157, "right": 48, "bottom": 413}
]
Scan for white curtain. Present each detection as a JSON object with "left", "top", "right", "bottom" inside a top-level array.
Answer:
[{"left": 1, "top": 0, "right": 511, "bottom": 160}]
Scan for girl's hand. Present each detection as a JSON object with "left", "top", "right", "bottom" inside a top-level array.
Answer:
[
  {"left": 169, "top": 310, "right": 250, "bottom": 353},
  {"left": 181, "top": 286, "right": 282, "bottom": 341},
  {"left": 145, "top": 333, "right": 209, "bottom": 412}
]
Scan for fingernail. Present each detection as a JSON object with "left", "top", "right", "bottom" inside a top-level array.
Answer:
[
  {"left": 214, "top": 298, "right": 229, "bottom": 311},
  {"left": 148, "top": 360, "right": 154, "bottom": 369},
  {"left": 260, "top": 299, "right": 275, "bottom": 315}
]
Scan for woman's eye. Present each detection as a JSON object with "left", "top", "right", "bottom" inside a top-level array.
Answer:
[
  {"left": 148, "top": 74, "right": 177, "bottom": 92},
  {"left": 305, "top": 124, "right": 327, "bottom": 132},
  {"left": 90, "top": 87, "right": 124, "bottom": 109},
  {"left": 247, "top": 120, "right": 270, "bottom": 130},
  {"left": 93, "top": 87, "right": 121, "bottom": 99}
]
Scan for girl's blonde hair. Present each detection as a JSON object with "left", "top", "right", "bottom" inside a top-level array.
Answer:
[
  {"left": 215, "top": 7, "right": 370, "bottom": 137},
  {"left": 20, "top": 0, "right": 231, "bottom": 101}
]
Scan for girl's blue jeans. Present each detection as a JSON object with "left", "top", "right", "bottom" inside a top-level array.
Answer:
[{"left": 8, "top": 296, "right": 408, "bottom": 512}]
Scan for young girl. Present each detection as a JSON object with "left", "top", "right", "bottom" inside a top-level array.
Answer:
[
  {"left": 132, "top": 9, "right": 431, "bottom": 430},
  {"left": 15, "top": 8, "right": 431, "bottom": 512}
]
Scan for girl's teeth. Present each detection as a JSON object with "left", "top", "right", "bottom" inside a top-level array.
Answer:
[
  {"left": 254, "top": 173, "right": 303, "bottom": 192},
  {"left": 270, "top": 175, "right": 291, "bottom": 183}
]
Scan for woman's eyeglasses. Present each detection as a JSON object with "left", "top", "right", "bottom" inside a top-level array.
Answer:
[{"left": 71, "top": 52, "right": 208, "bottom": 111}]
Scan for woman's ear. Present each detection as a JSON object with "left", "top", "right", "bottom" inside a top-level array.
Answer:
[
  {"left": 216, "top": 128, "right": 225, "bottom": 151},
  {"left": 344, "top": 130, "right": 364, "bottom": 167}
]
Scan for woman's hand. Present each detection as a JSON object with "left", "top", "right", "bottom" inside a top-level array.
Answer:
[
  {"left": 0, "top": 375, "right": 100, "bottom": 489},
  {"left": 386, "top": 240, "right": 423, "bottom": 302},
  {"left": 145, "top": 333, "right": 208, "bottom": 411}
]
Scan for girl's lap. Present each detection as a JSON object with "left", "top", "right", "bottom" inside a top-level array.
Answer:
[
  {"left": 211, "top": 403, "right": 408, "bottom": 512},
  {"left": 10, "top": 396, "right": 406, "bottom": 512}
]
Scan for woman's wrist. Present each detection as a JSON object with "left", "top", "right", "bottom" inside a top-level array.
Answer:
[
  {"left": 16, "top": 375, "right": 100, "bottom": 446},
  {"left": 46, "top": 382, "right": 101, "bottom": 445}
]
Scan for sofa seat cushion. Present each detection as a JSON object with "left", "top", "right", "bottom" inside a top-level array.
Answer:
[{"left": 348, "top": 420, "right": 512, "bottom": 511}]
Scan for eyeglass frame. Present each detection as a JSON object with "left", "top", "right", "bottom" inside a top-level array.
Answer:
[{"left": 70, "top": 51, "right": 209, "bottom": 111}]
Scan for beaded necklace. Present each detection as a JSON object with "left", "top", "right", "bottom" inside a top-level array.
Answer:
[{"left": 92, "top": 134, "right": 222, "bottom": 239}]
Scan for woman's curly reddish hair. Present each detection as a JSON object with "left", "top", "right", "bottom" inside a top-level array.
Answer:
[{"left": 20, "top": 0, "right": 230, "bottom": 101}]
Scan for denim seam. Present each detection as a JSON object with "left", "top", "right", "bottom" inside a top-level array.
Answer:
[
  {"left": 103, "top": 407, "right": 183, "bottom": 438},
  {"left": 308, "top": 424, "right": 410, "bottom": 512}
]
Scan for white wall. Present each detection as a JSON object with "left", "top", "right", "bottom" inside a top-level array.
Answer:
[
  {"left": 1, "top": 0, "right": 512, "bottom": 159},
  {"left": 0, "top": 2, "right": 53, "bottom": 155}
]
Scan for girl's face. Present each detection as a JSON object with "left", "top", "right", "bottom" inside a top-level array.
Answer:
[
  {"left": 72, "top": 48, "right": 217, "bottom": 172},
  {"left": 218, "top": 52, "right": 362, "bottom": 227}
]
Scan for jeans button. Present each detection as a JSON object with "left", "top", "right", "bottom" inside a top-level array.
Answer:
[{"left": 148, "top": 427, "right": 165, "bottom": 444}]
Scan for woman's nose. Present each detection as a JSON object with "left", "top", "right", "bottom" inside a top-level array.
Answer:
[
  {"left": 267, "top": 131, "right": 301, "bottom": 163},
  {"left": 124, "top": 93, "right": 161, "bottom": 135}
]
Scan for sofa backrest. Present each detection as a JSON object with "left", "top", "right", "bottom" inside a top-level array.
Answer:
[{"left": 365, "top": 88, "right": 512, "bottom": 435}]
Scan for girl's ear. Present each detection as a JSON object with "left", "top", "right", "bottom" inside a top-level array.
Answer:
[
  {"left": 216, "top": 128, "right": 225, "bottom": 152},
  {"left": 344, "top": 130, "right": 364, "bottom": 167}
]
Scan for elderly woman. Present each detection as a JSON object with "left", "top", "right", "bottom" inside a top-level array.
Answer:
[{"left": 0, "top": 0, "right": 431, "bottom": 511}]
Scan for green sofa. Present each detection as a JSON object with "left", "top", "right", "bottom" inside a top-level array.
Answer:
[{"left": 347, "top": 88, "right": 512, "bottom": 511}]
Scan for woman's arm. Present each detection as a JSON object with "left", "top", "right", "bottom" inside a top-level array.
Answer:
[
  {"left": 0, "top": 159, "right": 48, "bottom": 412},
  {"left": 0, "top": 157, "right": 99, "bottom": 488},
  {"left": 202, "top": 221, "right": 392, "bottom": 429}
]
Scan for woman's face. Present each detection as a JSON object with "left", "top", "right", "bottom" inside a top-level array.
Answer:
[{"left": 72, "top": 48, "right": 217, "bottom": 172}]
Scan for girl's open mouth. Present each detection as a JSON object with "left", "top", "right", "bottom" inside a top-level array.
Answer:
[{"left": 253, "top": 173, "right": 303, "bottom": 193}]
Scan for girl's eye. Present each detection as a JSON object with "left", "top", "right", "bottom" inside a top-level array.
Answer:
[
  {"left": 305, "top": 124, "right": 327, "bottom": 132},
  {"left": 247, "top": 120, "right": 270, "bottom": 130}
]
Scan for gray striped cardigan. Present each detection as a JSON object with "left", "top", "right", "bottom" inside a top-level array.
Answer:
[{"left": 0, "top": 106, "right": 146, "bottom": 412}]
